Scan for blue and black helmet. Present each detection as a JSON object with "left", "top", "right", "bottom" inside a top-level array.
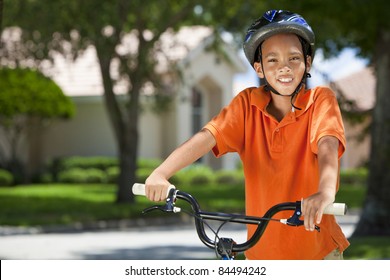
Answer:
[{"left": 243, "top": 10, "right": 315, "bottom": 67}]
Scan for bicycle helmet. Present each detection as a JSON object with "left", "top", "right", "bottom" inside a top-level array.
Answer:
[
  {"left": 243, "top": 10, "right": 315, "bottom": 110},
  {"left": 243, "top": 10, "right": 315, "bottom": 66}
]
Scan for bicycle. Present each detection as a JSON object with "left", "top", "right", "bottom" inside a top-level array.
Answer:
[{"left": 132, "top": 183, "right": 347, "bottom": 260}]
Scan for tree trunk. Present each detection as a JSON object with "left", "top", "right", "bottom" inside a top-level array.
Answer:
[
  {"left": 352, "top": 30, "right": 390, "bottom": 236},
  {"left": 95, "top": 41, "right": 137, "bottom": 204},
  {"left": 26, "top": 116, "right": 43, "bottom": 183},
  {"left": 116, "top": 100, "right": 139, "bottom": 203}
]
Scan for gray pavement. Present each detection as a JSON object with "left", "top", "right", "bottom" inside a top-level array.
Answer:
[{"left": 0, "top": 213, "right": 359, "bottom": 260}]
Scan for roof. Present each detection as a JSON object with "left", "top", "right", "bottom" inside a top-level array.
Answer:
[{"left": 331, "top": 67, "right": 376, "bottom": 111}]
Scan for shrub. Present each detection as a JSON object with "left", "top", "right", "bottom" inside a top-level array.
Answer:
[
  {"left": 184, "top": 165, "right": 214, "bottom": 185},
  {"left": 215, "top": 170, "right": 245, "bottom": 185},
  {"left": 85, "top": 169, "right": 107, "bottom": 183},
  {"left": 106, "top": 166, "right": 119, "bottom": 184},
  {"left": 58, "top": 168, "right": 106, "bottom": 183},
  {"left": 58, "top": 168, "right": 86, "bottom": 183},
  {"left": 47, "top": 156, "right": 163, "bottom": 183},
  {"left": 45, "top": 156, "right": 118, "bottom": 183},
  {"left": 136, "top": 168, "right": 153, "bottom": 183},
  {"left": 59, "top": 156, "right": 118, "bottom": 171},
  {"left": 169, "top": 170, "right": 187, "bottom": 186},
  {"left": 0, "top": 169, "right": 14, "bottom": 186},
  {"left": 137, "top": 158, "right": 162, "bottom": 169},
  {"left": 39, "top": 172, "right": 53, "bottom": 184},
  {"left": 340, "top": 168, "right": 368, "bottom": 186}
]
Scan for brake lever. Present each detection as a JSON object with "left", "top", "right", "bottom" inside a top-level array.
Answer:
[
  {"left": 142, "top": 188, "right": 181, "bottom": 214},
  {"left": 142, "top": 205, "right": 166, "bottom": 214},
  {"left": 284, "top": 201, "right": 320, "bottom": 232}
]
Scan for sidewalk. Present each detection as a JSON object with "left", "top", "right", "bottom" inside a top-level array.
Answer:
[{"left": 0, "top": 212, "right": 359, "bottom": 260}]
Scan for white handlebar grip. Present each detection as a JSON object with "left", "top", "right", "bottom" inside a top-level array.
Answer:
[
  {"left": 132, "top": 183, "right": 176, "bottom": 197},
  {"left": 323, "top": 203, "right": 347, "bottom": 215},
  {"left": 132, "top": 183, "right": 147, "bottom": 196}
]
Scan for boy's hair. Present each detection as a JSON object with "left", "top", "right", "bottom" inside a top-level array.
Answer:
[{"left": 243, "top": 10, "right": 315, "bottom": 67}]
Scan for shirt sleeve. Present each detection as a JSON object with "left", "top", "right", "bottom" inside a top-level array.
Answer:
[
  {"left": 310, "top": 87, "right": 346, "bottom": 158},
  {"left": 203, "top": 91, "right": 249, "bottom": 157}
]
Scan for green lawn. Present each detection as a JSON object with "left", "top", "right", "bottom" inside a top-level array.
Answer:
[
  {"left": 1, "top": 182, "right": 387, "bottom": 259},
  {"left": 0, "top": 183, "right": 247, "bottom": 226},
  {"left": 344, "top": 237, "right": 390, "bottom": 260},
  {"left": 0, "top": 184, "right": 137, "bottom": 226}
]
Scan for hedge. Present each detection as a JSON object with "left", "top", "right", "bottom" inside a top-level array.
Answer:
[
  {"left": 39, "top": 156, "right": 369, "bottom": 187},
  {"left": 57, "top": 168, "right": 106, "bottom": 184},
  {"left": 340, "top": 168, "right": 368, "bottom": 186},
  {"left": 0, "top": 169, "right": 14, "bottom": 186}
]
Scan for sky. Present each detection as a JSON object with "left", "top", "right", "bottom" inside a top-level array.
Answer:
[{"left": 233, "top": 48, "right": 369, "bottom": 94}]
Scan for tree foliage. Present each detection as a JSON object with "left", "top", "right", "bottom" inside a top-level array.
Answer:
[
  {"left": 0, "top": 67, "right": 74, "bottom": 119},
  {"left": 0, "top": 67, "right": 75, "bottom": 181}
]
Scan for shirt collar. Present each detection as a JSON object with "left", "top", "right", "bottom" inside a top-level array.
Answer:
[{"left": 250, "top": 86, "right": 314, "bottom": 117}]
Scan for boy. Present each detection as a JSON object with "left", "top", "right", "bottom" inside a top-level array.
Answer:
[{"left": 144, "top": 10, "right": 349, "bottom": 259}]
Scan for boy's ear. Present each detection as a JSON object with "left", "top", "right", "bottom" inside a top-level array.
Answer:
[
  {"left": 254, "top": 62, "right": 264, "bottom": 79},
  {"left": 306, "top": 55, "right": 312, "bottom": 72}
]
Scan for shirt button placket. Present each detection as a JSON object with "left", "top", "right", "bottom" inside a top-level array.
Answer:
[{"left": 272, "top": 127, "right": 283, "bottom": 152}]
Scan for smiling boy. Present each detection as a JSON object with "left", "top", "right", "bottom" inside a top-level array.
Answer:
[{"left": 145, "top": 10, "right": 349, "bottom": 259}]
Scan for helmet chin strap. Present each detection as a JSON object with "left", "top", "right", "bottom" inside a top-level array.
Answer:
[{"left": 262, "top": 71, "right": 311, "bottom": 111}]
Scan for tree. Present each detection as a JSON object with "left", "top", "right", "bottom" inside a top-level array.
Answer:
[{"left": 0, "top": 67, "right": 75, "bottom": 182}]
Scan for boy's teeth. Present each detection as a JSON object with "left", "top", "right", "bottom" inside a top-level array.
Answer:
[{"left": 279, "top": 78, "right": 292, "bottom": 82}]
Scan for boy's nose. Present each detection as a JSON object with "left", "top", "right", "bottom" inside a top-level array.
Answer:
[{"left": 278, "top": 63, "right": 292, "bottom": 72}]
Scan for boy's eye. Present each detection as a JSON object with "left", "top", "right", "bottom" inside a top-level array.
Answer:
[{"left": 267, "top": 58, "right": 277, "bottom": 63}]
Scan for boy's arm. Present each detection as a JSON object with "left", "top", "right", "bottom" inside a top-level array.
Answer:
[
  {"left": 302, "top": 135, "right": 339, "bottom": 231},
  {"left": 145, "top": 128, "right": 216, "bottom": 201}
]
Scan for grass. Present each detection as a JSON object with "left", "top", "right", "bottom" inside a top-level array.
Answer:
[
  {"left": 0, "top": 183, "right": 246, "bottom": 226},
  {"left": 335, "top": 184, "right": 367, "bottom": 209},
  {"left": 0, "top": 184, "right": 142, "bottom": 226},
  {"left": 1, "top": 182, "right": 386, "bottom": 259},
  {"left": 344, "top": 237, "right": 390, "bottom": 260}
]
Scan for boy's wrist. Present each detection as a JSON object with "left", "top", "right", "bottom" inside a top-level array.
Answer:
[
  {"left": 318, "top": 185, "right": 336, "bottom": 199},
  {"left": 151, "top": 168, "right": 171, "bottom": 181}
]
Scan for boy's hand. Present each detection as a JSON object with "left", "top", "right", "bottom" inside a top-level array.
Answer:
[
  {"left": 145, "top": 172, "right": 171, "bottom": 202},
  {"left": 302, "top": 191, "right": 335, "bottom": 231}
]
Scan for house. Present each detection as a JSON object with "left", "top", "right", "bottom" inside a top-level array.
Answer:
[
  {"left": 37, "top": 26, "right": 247, "bottom": 172},
  {"left": 330, "top": 67, "right": 375, "bottom": 169}
]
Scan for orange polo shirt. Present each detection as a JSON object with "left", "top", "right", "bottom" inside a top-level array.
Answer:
[{"left": 204, "top": 86, "right": 350, "bottom": 259}]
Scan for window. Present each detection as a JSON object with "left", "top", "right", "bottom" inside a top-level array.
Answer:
[{"left": 191, "top": 87, "right": 203, "bottom": 135}]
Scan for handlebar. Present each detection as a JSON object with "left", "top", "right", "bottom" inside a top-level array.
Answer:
[{"left": 132, "top": 183, "right": 347, "bottom": 258}]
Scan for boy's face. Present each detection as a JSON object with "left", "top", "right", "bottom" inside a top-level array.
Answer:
[{"left": 254, "top": 33, "right": 312, "bottom": 96}]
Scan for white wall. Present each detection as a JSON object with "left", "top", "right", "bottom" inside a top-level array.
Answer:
[
  {"left": 42, "top": 96, "right": 117, "bottom": 160},
  {"left": 41, "top": 96, "right": 166, "bottom": 163}
]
